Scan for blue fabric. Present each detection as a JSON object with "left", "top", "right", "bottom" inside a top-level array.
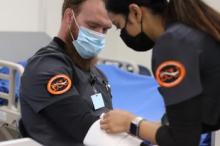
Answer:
[
  {"left": 98, "top": 64, "right": 165, "bottom": 121},
  {"left": 200, "top": 133, "right": 211, "bottom": 146},
  {"left": 0, "top": 67, "right": 9, "bottom": 105}
]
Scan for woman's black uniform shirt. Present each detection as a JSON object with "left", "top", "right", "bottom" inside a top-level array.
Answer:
[{"left": 152, "top": 23, "right": 220, "bottom": 146}]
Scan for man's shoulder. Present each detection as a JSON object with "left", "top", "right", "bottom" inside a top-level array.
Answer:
[
  {"left": 32, "top": 40, "right": 67, "bottom": 60},
  {"left": 26, "top": 42, "right": 72, "bottom": 71}
]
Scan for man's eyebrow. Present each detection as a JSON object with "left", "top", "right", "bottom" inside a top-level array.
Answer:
[
  {"left": 86, "top": 20, "right": 111, "bottom": 28},
  {"left": 87, "top": 21, "right": 101, "bottom": 26}
]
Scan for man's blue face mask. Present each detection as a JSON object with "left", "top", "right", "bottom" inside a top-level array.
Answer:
[{"left": 69, "top": 12, "right": 106, "bottom": 59}]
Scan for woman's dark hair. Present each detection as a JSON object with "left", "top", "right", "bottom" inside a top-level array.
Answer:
[
  {"left": 106, "top": 0, "right": 168, "bottom": 15},
  {"left": 106, "top": 0, "right": 220, "bottom": 42}
]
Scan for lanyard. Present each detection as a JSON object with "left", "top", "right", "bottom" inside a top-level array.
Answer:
[
  {"left": 89, "top": 73, "right": 98, "bottom": 94},
  {"left": 89, "top": 72, "right": 111, "bottom": 94}
]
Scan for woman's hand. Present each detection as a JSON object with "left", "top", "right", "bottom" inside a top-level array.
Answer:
[{"left": 100, "top": 110, "right": 136, "bottom": 134}]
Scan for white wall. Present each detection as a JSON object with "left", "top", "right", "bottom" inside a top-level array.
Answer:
[
  {"left": 43, "top": 0, "right": 63, "bottom": 37},
  {"left": 205, "top": 0, "right": 220, "bottom": 10},
  {"left": 0, "top": 0, "right": 42, "bottom": 32},
  {"left": 0, "top": 0, "right": 61, "bottom": 32}
]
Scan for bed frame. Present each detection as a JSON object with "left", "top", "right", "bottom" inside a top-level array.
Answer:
[{"left": 0, "top": 60, "right": 24, "bottom": 140}]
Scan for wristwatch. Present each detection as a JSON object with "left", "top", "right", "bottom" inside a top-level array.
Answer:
[{"left": 129, "top": 116, "right": 144, "bottom": 137}]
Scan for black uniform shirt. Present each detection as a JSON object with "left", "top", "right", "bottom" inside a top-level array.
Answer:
[
  {"left": 20, "top": 37, "right": 113, "bottom": 146},
  {"left": 152, "top": 23, "right": 220, "bottom": 146}
]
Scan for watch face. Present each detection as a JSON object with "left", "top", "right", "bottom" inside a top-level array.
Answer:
[{"left": 129, "top": 122, "right": 138, "bottom": 136}]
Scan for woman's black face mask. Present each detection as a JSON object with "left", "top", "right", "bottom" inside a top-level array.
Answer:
[{"left": 120, "top": 16, "right": 155, "bottom": 52}]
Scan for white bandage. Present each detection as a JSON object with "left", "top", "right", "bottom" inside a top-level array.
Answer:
[
  {"left": 100, "top": 113, "right": 105, "bottom": 119},
  {"left": 83, "top": 119, "right": 143, "bottom": 146}
]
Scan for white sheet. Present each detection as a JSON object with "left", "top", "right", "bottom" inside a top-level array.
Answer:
[
  {"left": 0, "top": 138, "right": 42, "bottom": 146},
  {"left": 83, "top": 119, "right": 142, "bottom": 146}
]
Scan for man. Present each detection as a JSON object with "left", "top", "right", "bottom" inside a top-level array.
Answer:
[{"left": 20, "top": 0, "right": 113, "bottom": 145}]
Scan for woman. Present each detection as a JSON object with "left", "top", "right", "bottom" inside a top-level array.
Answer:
[{"left": 100, "top": 0, "right": 220, "bottom": 146}]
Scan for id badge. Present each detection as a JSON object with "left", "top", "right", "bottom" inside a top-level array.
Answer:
[{"left": 91, "top": 93, "right": 105, "bottom": 110}]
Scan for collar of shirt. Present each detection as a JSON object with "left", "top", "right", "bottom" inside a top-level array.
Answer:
[{"left": 53, "top": 37, "right": 66, "bottom": 50}]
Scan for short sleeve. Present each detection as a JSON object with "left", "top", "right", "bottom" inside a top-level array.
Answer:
[
  {"left": 152, "top": 33, "right": 202, "bottom": 105},
  {"left": 20, "top": 55, "right": 80, "bottom": 113}
]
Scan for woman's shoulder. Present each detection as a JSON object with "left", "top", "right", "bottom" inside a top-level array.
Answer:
[{"left": 154, "top": 23, "right": 208, "bottom": 51}]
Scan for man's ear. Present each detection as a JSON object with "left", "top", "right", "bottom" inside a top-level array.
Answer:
[
  {"left": 128, "top": 4, "right": 142, "bottom": 25},
  {"left": 63, "top": 8, "right": 74, "bottom": 25}
]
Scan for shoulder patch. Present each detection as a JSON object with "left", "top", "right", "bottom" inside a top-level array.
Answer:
[
  {"left": 156, "top": 61, "right": 186, "bottom": 88},
  {"left": 47, "top": 74, "right": 72, "bottom": 95}
]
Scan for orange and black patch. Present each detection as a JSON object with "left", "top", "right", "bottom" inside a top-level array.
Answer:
[
  {"left": 156, "top": 61, "right": 186, "bottom": 88},
  {"left": 47, "top": 74, "right": 72, "bottom": 95}
]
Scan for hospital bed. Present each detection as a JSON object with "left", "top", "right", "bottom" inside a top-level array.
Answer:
[
  {"left": 0, "top": 59, "right": 213, "bottom": 146},
  {"left": 0, "top": 60, "right": 24, "bottom": 140},
  {"left": 98, "top": 58, "right": 151, "bottom": 76}
]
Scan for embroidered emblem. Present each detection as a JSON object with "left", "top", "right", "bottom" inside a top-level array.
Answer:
[
  {"left": 156, "top": 61, "right": 186, "bottom": 88},
  {"left": 47, "top": 74, "right": 72, "bottom": 95}
]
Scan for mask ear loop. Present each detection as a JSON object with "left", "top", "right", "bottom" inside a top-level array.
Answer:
[
  {"left": 69, "top": 26, "right": 75, "bottom": 41},
  {"left": 71, "top": 10, "right": 80, "bottom": 28},
  {"left": 69, "top": 10, "right": 79, "bottom": 41}
]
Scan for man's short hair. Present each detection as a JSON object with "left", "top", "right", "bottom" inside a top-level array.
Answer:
[{"left": 62, "top": 0, "right": 87, "bottom": 17}]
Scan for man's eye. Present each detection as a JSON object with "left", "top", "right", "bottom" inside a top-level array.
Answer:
[
  {"left": 103, "top": 29, "right": 108, "bottom": 34},
  {"left": 89, "top": 26, "right": 97, "bottom": 29},
  {"left": 88, "top": 24, "right": 97, "bottom": 29}
]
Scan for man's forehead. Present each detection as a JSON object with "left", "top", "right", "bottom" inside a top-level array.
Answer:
[
  {"left": 80, "top": 0, "right": 106, "bottom": 16},
  {"left": 79, "top": 0, "right": 111, "bottom": 26}
]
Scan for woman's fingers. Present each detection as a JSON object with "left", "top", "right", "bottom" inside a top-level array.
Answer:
[
  {"left": 100, "top": 123, "right": 108, "bottom": 130},
  {"left": 100, "top": 110, "right": 135, "bottom": 133},
  {"left": 100, "top": 113, "right": 109, "bottom": 124},
  {"left": 100, "top": 113, "right": 110, "bottom": 131},
  {"left": 100, "top": 117, "right": 115, "bottom": 133}
]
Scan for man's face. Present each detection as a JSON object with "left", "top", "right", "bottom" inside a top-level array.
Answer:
[{"left": 75, "top": 0, "right": 112, "bottom": 34}]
